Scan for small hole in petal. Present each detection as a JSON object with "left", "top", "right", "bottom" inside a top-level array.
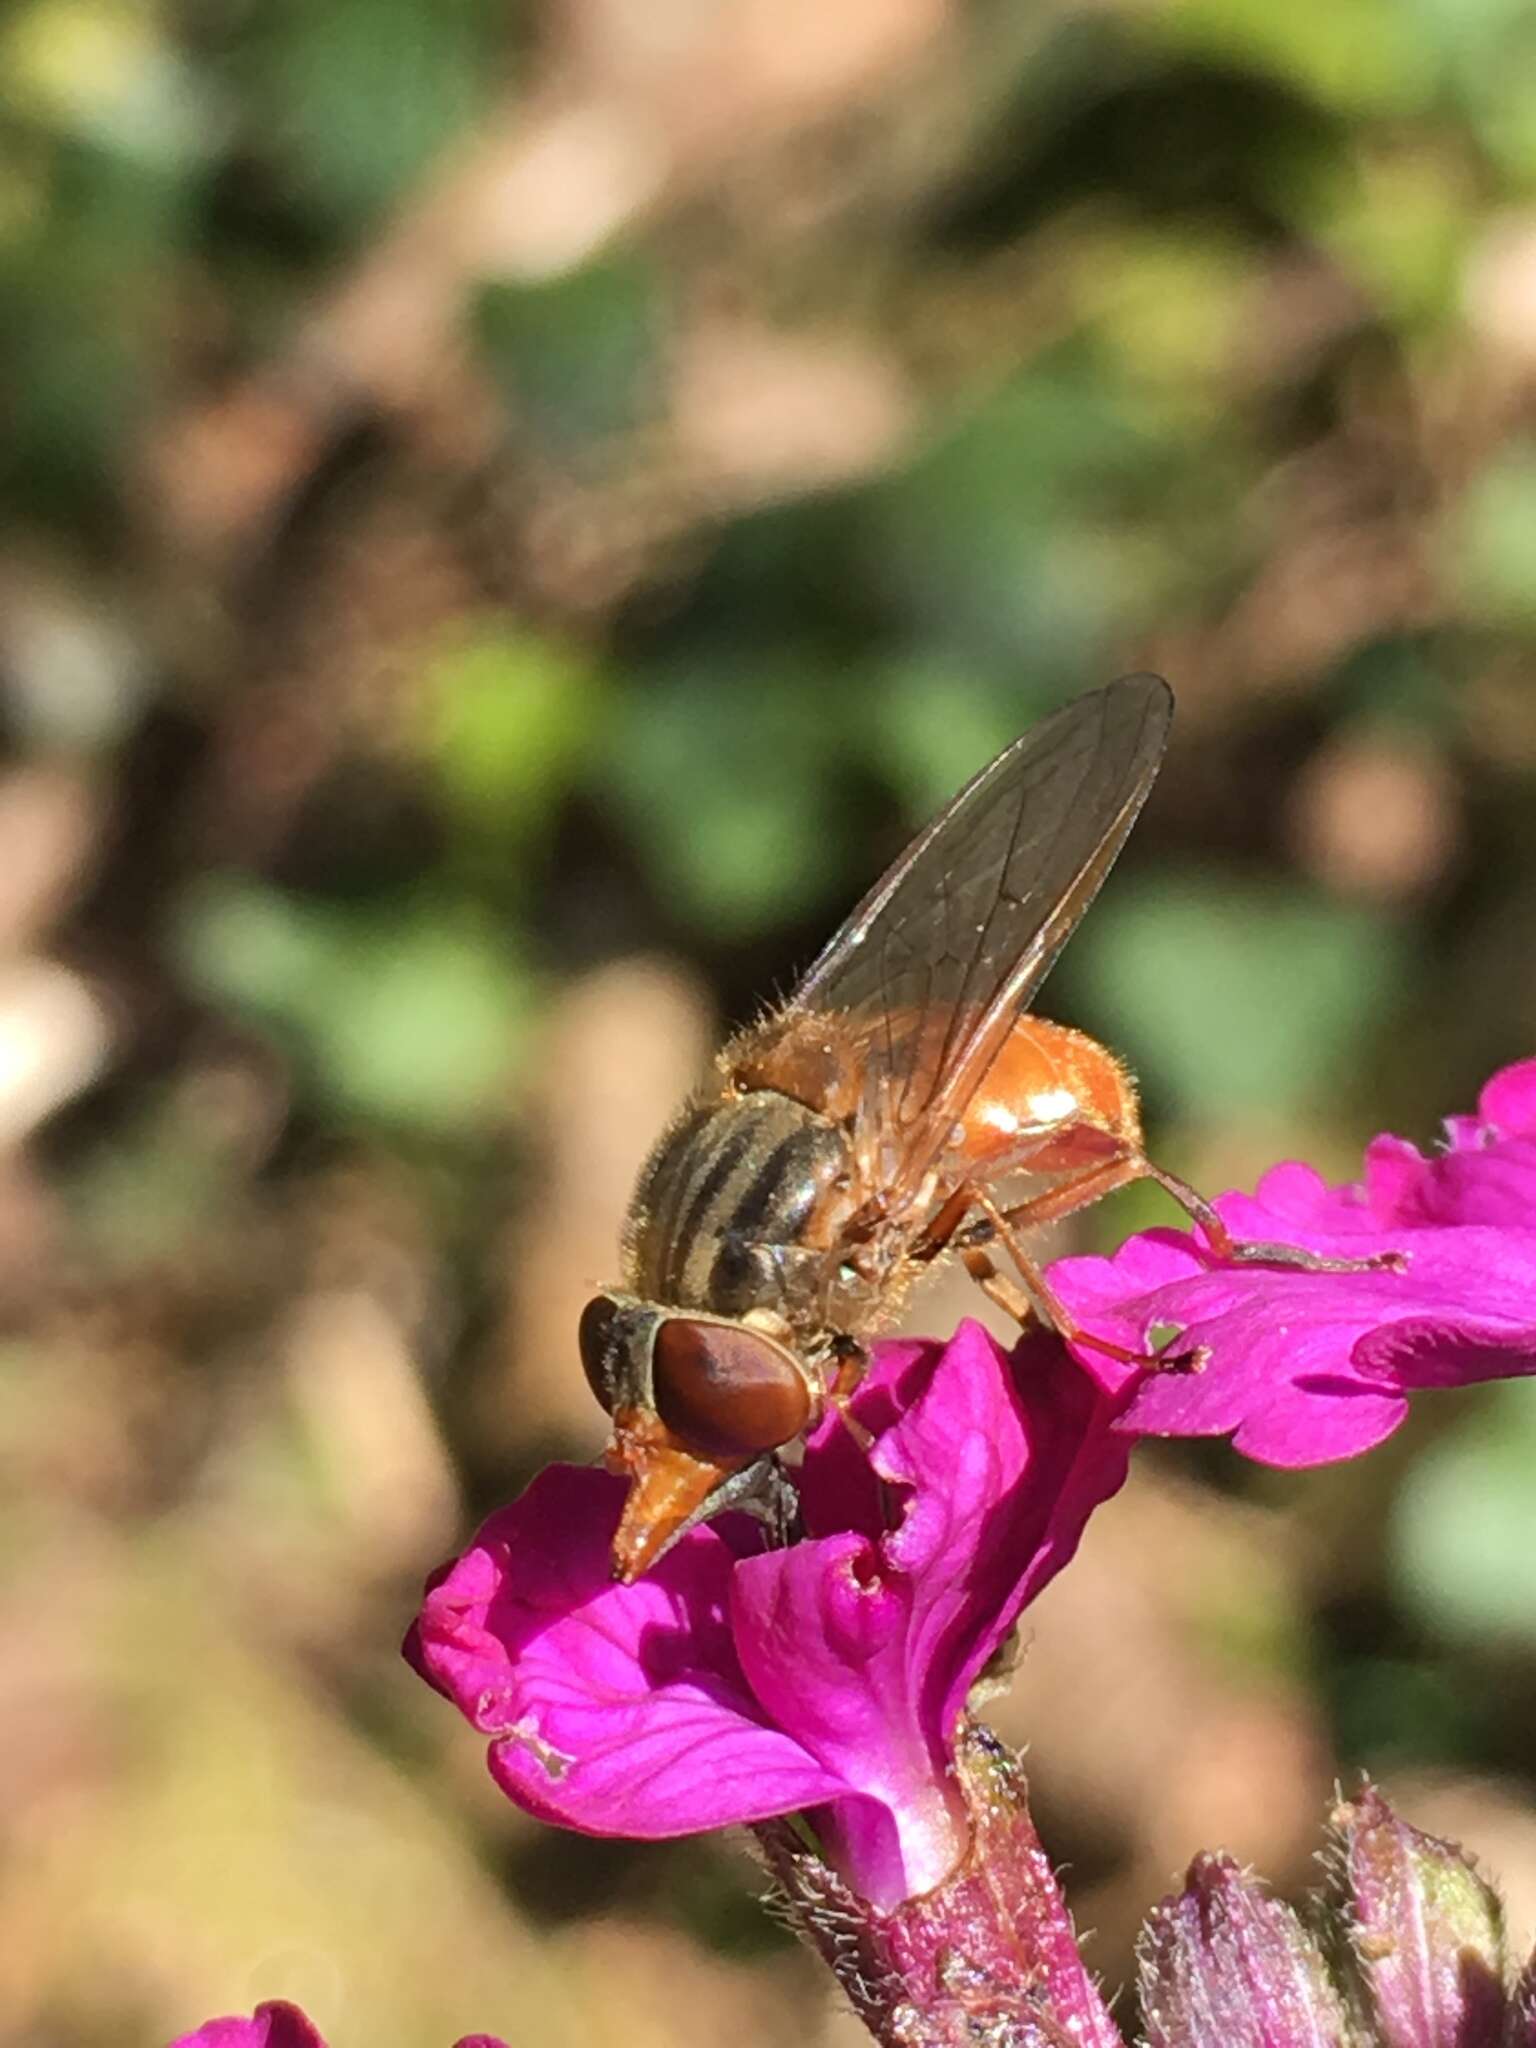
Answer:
[{"left": 849, "top": 1549, "right": 884, "bottom": 1591}]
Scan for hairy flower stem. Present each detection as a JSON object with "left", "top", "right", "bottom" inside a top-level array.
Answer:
[{"left": 757, "top": 1723, "right": 1121, "bottom": 2048}]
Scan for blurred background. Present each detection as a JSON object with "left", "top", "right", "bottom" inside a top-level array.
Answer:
[{"left": 4, "top": 0, "right": 1536, "bottom": 2041}]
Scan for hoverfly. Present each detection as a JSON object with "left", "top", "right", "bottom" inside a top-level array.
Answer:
[{"left": 581, "top": 677, "right": 1264, "bottom": 1578}]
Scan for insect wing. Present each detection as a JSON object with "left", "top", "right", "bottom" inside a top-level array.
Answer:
[{"left": 790, "top": 674, "right": 1172, "bottom": 1182}]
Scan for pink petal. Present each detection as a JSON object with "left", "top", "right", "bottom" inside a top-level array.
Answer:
[
  {"left": 1362, "top": 1128, "right": 1536, "bottom": 1228},
  {"left": 733, "top": 1530, "right": 961, "bottom": 1907},
  {"left": 1362, "top": 1057, "right": 1536, "bottom": 1226},
  {"left": 1050, "top": 1147, "right": 1536, "bottom": 1467},
  {"left": 1478, "top": 1057, "right": 1536, "bottom": 1135},
  {"left": 167, "top": 2006, "right": 328, "bottom": 2048},
  {"left": 872, "top": 1322, "right": 1130, "bottom": 1737},
  {"left": 732, "top": 1324, "right": 1130, "bottom": 1906},
  {"left": 408, "top": 1466, "right": 848, "bottom": 1838},
  {"left": 166, "top": 2011, "right": 508, "bottom": 2048},
  {"left": 1055, "top": 1247, "right": 1413, "bottom": 1463},
  {"left": 796, "top": 1338, "right": 936, "bottom": 1542}
]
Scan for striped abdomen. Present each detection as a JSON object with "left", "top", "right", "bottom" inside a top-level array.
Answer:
[{"left": 622, "top": 1091, "right": 851, "bottom": 1326}]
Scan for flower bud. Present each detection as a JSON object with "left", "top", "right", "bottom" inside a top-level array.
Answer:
[
  {"left": 1137, "top": 1852, "right": 1352, "bottom": 2048},
  {"left": 1333, "top": 1786, "right": 1506, "bottom": 2048}
]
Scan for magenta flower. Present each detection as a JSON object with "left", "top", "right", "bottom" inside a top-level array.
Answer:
[
  {"left": 408, "top": 1320, "right": 1129, "bottom": 1910},
  {"left": 168, "top": 2011, "right": 326, "bottom": 2048},
  {"left": 1359, "top": 1057, "right": 1536, "bottom": 1226},
  {"left": 167, "top": 2005, "right": 506, "bottom": 2048},
  {"left": 1049, "top": 1057, "right": 1536, "bottom": 1464},
  {"left": 397, "top": 1061, "right": 1536, "bottom": 2043}
]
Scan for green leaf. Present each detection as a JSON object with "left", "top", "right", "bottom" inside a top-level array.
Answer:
[
  {"left": 863, "top": 656, "right": 1046, "bottom": 815},
  {"left": 1308, "top": 148, "right": 1470, "bottom": 328},
  {"left": 322, "top": 915, "right": 531, "bottom": 1129},
  {"left": 866, "top": 366, "right": 1197, "bottom": 670},
  {"left": 1325, "top": 1655, "right": 1484, "bottom": 1765},
  {"left": 2, "top": 0, "right": 213, "bottom": 163},
  {"left": 1076, "top": 227, "right": 1252, "bottom": 388}
]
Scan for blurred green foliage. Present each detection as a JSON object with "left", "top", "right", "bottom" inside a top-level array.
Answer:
[
  {"left": 177, "top": 878, "right": 532, "bottom": 1131},
  {"left": 240, "top": 0, "right": 499, "bottom": 227},
  {"left": 424, "top": 626, "right": 604, "bottom": 854},
  {"left": 475, "top": 260, "right": 662, "bottom": 450},
  {"left": 5, "top": 0, "right": 1536, "bottom": 2039},
  {"left": 1392, "top": 1383, "right": 1536, "bottom": 1649},
  {"left": 1069, "top": 871, "right": 1412, "bottom": 1120}
]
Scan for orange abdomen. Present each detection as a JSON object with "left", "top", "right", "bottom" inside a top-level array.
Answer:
[
  {"left": 953, "top": 1016, "right": 1141, "bottom": 1175},
  {"left": 725, "top": 1005, "right": 1141, "bottom": 1185}
]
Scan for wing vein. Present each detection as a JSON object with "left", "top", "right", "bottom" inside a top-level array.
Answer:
[{"left": 783, "top": 676, "right": 1172, "bottom": 1195}]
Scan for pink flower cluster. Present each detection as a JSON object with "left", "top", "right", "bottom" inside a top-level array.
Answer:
[
  {"left": 172, "top": 1060, "right": 1536, "bottom": 2044},
  {"left": 409, "top": 1060, "right": 1536, "bottom": 1907}
]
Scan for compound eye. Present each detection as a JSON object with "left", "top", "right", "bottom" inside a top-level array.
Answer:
[
  {"left": 651, "top": 1318, "right": 813, "bottom": 1460},
  {"left": 578, "top": 1294, "right": 622, "bottom": 1414}
]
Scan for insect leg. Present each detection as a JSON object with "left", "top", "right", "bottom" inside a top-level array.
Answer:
[
  {"left": 822, "top": 1338, "right": 877, "bottom": 1453},
  {"left": 957, "top": 1238, "right": 1038, "bottom": 1328},
  {"left": 908, "top": 1187, "right": 1052, "bottom": 1327},
  {"left": 956, "top": 1152, "right": 1147, "bottom": 1237},
  {"left": 1138, "top": 1159, "right": 1405, "bottom": 1275},
  {"left": 911, "top": 1152, "right": 1136, "bottom": 1269},
  {"left": 968, "top": 1151, "right": 1399, "bottom": 1278},
  {"left": 828, "top": 1338, "right": 868, "bottom": 1404},
  {"left": 909, "top": 1183, "right": 980, "bottom": 1264},
  {"left": 911, "top": 1161, "right": 1153, "bottom": 1359},
  {"left": 957, "top": 1182, "right": 1156, "bottom": 1370}
]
